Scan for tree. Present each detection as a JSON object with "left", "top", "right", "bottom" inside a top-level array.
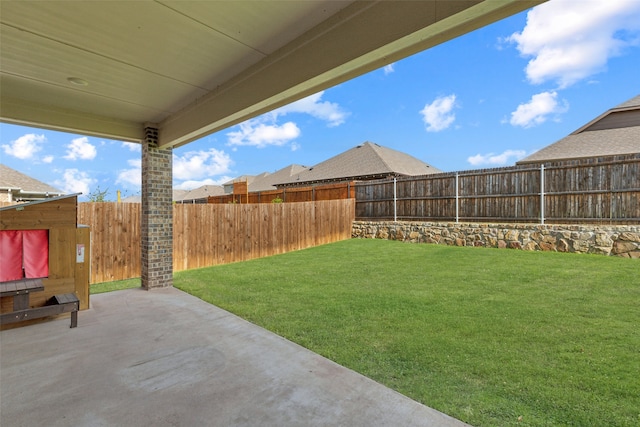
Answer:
[{"left": 87, "top": 186, "right": 109, "bottom": 202}]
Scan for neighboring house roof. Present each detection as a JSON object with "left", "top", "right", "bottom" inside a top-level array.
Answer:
[
  {"left": 121, "top": 195, "right": 141, "bottom": 203},
  {"left": 180, "top": 185, "right": 224, "bottom": 202},
  {"left": 122, "top": 189, "right": 195, "bottom": 203},
  {"left": 172, "top": 189, "right": 190, "bottom": 202},
  {"left": 222, "top": 174, "right": 262, "bottom": 186},
  {"left": 248, "top": 165, "right": 308, "bottom": 192},
  {"left": 276, "top": 141, "right": 442, "bottom": 186},
  {"left": 518, "top": 94, "right": 640, "bottom": 164},
  {"left": 222, "top": 174, "right": 263, "bottom": 193},
  {"left": 612, "top": 94, "right": 640, "bottom": 110},
  {"left": 0, "top": 164, "right": 64, "bottom": 201}
]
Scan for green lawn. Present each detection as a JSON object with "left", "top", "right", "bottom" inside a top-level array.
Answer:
[
  {"left": 98, "top": 239, "right": 640, "bottom": 426},
  {"left": 91, "top": 277, "right": 140, "bottom": 294}
]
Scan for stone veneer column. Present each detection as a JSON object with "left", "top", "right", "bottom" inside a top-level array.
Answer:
[{"left": 141, "top": 126, "right": 173, "bottom": 289}]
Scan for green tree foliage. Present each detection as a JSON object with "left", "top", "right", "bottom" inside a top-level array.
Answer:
[{"left": 87, "top": 186, "right": 109, "bottom": 202}]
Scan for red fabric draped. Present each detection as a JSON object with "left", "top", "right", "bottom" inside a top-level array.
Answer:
[
  {"left": 0, "top": 230, "right": 24, "bottom": 282},
  {"left": 0, "top": 229, "right": 49, "bottom": 281},
  {"left": 22, "top": 230, "right": 49, "bottom": 278}
]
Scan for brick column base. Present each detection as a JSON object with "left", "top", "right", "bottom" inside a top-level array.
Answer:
[{"left": 141, "top": 126, "right": 173, "bottom": 289}]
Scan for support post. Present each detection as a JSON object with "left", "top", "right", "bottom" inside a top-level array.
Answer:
[
  {"left": 141, "top": 125, "right": 173, "bottom": 289},
  {"left": 393, "top": 177, "right": 397, "bottom": 222},
  {"left": 455, "top": 173, "right": 459, "bottom": 223},
  {"left": 540, "top": 164, "right": 545, "bottom": 225}
]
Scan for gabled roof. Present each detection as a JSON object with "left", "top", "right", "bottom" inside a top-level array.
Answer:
[
  {"left": 122, "top": 189, "right": 194, "bottom": 203},
  {"left": 571, "top": 94, "right": 640, "bottom": 134},
  {"left": 180, "top": 185, "right": 225, "bottom": 202},
  {"left": 0, "top": 164, "right": 63, "bottom": 195},
  {"left": 172, "top": 189, "right": 190, "bottom": 202},
  {"left": 610, "top": 94, "right": 640, "bottom": 110},
  {"left": 222, "top": 174, "right": 262, "bottom": 186},
  {"left": 249, "top": 165, "right": 308, "bottom": 192},
  {"left": 518, "top": 94, "right": 640, "bottom": 164},
  {"left": 222, "top": 174, "right": 264, "bottom": 191},
  {"left": 518, "top": 127, "right": 640, "bottom": 164},
  {"left": 276, "top": 141, "right": 441, "bottom": 186}
]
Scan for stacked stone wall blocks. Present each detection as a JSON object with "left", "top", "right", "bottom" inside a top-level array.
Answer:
[{"left": 352, "top": 221, "right": 640, "bottom": 258}]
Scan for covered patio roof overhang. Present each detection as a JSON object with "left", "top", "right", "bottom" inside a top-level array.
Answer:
[{"left": 0, "top": 0, "right": 543, "bottom": 288}]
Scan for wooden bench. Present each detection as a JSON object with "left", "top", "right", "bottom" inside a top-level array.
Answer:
[{"left": 0, "top": 279, "right": 79, "bottom": 328}]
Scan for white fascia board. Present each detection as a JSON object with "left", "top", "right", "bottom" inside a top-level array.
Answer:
[
  {"left": 159, "top": 0, "right": 543, "bottom": 149},
  {"left": 0, "top": 97, "right": 144, "bottom": 143}
]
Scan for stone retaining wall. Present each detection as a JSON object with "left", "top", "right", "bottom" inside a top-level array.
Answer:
[{"left": 352, "top": 221, "right": 640, "bottom": 258}]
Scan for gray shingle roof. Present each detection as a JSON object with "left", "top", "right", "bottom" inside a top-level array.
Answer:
[
  {"left": 518, "top": 94, "right": 640, "bottom": 164},
  {"left": 121, "top": 189, "right": 200, "bottom": 203},
  {"left": 222, "top": 174, "right": 264, "bottom": 187},
  {"left": 518, "top": 127, "right": 640, "bottom": 164},
  {"left": 171, "top": 189, "right": 190, "bottom": 202},
  {"left": 276, "top": 142, "right": 441, "bottom": 186},
  {"left": 249, "top": 165, "right": 308, "bottom": 192},
  {"left": 615, "top": 94, "right": 640, "bottom": 109},
  {"left": 180, "top": 185, "right": 225, "bottom": 202},
  {"left": 120, "top": 195, "right": 141, "bottom": 203},
  {"left": 0, "top": 164, "right": 63, "bottom": 194}
]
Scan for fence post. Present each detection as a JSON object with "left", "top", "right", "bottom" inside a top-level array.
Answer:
[
  {"left": 393, "top": 177, "right": 397, "bottom": 222},
  {"left": 610, "top": 190, "right": 613, "bottom": 224},
  {"left": 540, "top": 164, "right": 545, "bottom": 224},
  {"left": 455, "top": 173, "right": 459, "bottom": 223}
]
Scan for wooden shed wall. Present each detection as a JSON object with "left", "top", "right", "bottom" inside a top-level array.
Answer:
[
  {"left": 1, "top": 196, "right": 89, "bottom": 329},
  {"left": 0, "top": 196, "right": 77, "bottom": 230}
]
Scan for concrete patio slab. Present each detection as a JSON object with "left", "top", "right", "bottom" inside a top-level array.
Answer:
[{"left": 1, "top": 287, "right": 470, "bottom": 427}]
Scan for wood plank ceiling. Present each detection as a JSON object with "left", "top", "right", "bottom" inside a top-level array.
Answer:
[{"left": 0, "top": 1, "right": 543, "bottom": 149}]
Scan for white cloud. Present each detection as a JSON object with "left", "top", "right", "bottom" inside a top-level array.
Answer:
[
  {"left": 42, "top": 155, "right": 54, "bottom": 163},
  {"left": 116, "top": 159, "right": 142, "bottom": 187},
  {"left": 2, "top": 133, "right": 46, "bottom": 159},
  {"left": 274, "top": 91, "right": 349, "bottom": 127},
  {"left": 173, "top": 148, "right": 233, "bottom": 180},
  {"left": 420, "top": 94, "right": 457, "bottom": 132},
  {"left": 64, "top": 136, "right": 97, "bottom": 160},
  {"left": 225, "top": 91, "right": 347, "bottom": 149},
  {"left": 467, "top": 149, "right": 528, "bottom": 166},
  {"left": 506, "top": 0, "right": 640, "bottom": 88},
  {"left": 56, "top": 168, "right": 95, "bottom": 196},
  {"left": 116, "top": 150, "right": 233, "bottom": 190},
  {"left": 509, "top": 91, "right": 568, "bottom": 128},
  {"left": 121, "top": 141, "right": 141, "bottom": 152},
  {"left": 227, "top": 120, "right": 301, "bottom": 148},
  {"left": 383, "top": 63, "right": 395, "bottom": 75}
]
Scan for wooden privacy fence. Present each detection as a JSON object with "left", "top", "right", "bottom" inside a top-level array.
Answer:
[
  {"left": 77, "top": 202, "right": 141, "bottom": 284},
  {"left": 356, "top": 155, "right": 640, "bottom": 224},
  {"left": 78, "top": 199, "right": 355, "bottom": 284},
  {"left": 208, "top": 182, "right": 355, "bottom": 204}
]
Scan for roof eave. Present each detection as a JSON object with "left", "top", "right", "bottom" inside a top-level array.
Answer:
[
  {"left": 0, "top": 192, "right": 80, "bottom": 211},
  {"left": 276, "top": 173, "right": 399, "bottom": 187},
  {"left": 571, "top": 103, "right": 640, "bottom": 135}
]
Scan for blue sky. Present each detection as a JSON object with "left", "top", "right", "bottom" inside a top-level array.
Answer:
[{"left": 2, "top": 0, "right": 640, "bottom": 201}]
